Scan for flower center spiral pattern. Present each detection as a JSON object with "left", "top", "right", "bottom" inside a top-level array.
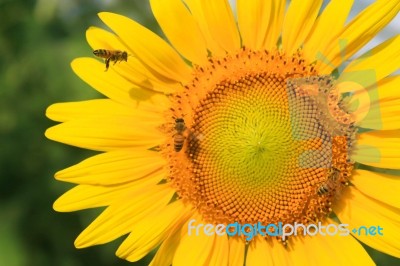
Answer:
[{"left": 165, "top": 49, "right": 355, "bottom": 233}]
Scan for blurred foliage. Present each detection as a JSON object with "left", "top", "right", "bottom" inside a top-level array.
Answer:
[
  {"left": 0, "top": 0, "right": 157, "bottom": 265},
  {"left": 0, "top": 0, "right": 398, "bottom": 265}
]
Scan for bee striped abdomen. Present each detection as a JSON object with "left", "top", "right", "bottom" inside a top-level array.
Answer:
[
  {"left": 174, "top": 134, "right": 185, "bottom": 152},
  {"left": 174, "top": 118, "right": 186, "bottom": 152},
  {"left": 317, "top": 185, "right": 329, "bottom": 195},
  {"left": 317, "top": 167, "right": 341, "bottom": 196}
]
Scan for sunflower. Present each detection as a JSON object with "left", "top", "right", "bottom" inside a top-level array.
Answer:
[{"left": 46, "top": 0, "right": 400, "bottom": 265}]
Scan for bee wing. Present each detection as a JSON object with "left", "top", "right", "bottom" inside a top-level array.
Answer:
[
  {"left": 158, "top": 122, "right": 175, "bottom": 134},
  {"left": 187, "top": 129, "right": 205, "bottom": 142}
]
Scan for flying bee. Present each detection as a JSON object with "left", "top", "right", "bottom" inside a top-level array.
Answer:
[
  {"left": 93, "top": 49, "right": 128, "bottom": 71},
  {"left": 317, "top": 167, "right": 340, "bottom": 196},
  {"left": 174, "top": 118, "right": 186, "bottom": 152}
]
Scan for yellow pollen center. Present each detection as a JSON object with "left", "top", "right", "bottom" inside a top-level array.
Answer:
[{"left": 164, "top": 49, "right": 355, "bottom": 234}]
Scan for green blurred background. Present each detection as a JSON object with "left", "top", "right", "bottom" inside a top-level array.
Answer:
[
  {"left": 0, "top": 0, "right": 398, "bottom": 265},
  {"left": 0, "top": 0, "right": 159, "bottom": 265}
]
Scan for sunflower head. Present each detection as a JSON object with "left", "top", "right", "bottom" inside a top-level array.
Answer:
[
  {"left": 46, "top": 0, "right": 400, "bottom": 264},
  {"left": 163, "top": 47, "right": 357, "bottom": 232}
]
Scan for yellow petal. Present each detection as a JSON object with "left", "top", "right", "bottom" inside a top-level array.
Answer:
[
  {"left": 237, "top": 0, "right": 272, "bottom": 50},
  {"left": 318, "top": 1, "right": 400, "bottom": 73},
  {"left": 207, "top": 235, "right": 229, "bottom": 266},
  {"left": 351, "top": 169, "right": 400, "bottom": 209},
  {"left": 86, "top": 26, "right": 124, "bottom": 51},
  {"left": 45, "top": 116, "right": 165, "bottom": 152},
  {"left": 173, "top": 219, "right": 215, "bottom": 266},
  {"left": 304, "top": 0, "right": 354, "bottom": 62},
  {"left": 283, "top": 227, "right": 369, "bottom": 266},
  {"left": 53, "top": 169, "right": 165, "bottom": 212},
  {"left": 282, "top": 0, "right": 323, "bottom": 55},
  {"left": 98, "top": 12, "right": 192, "bottom": 83},
  {"left": 305, "top": 235, "right": 343, "bottom": 266},
  {"left": 358, "top": 104, "right": 400, "bottom": 130},
  {"left": 86, "top": 27, "right": 182, "bottom": 93},
  {"left": 339, "top": 76, "right": 400, "bottom": 130},
  {"left": 149, "top": 220, "right": 183, "bottom": 266},
  {"left": 150, "top": 0, "right": 208, "bottom": 65},
  {"left": 287, "top": 237, "right": 311, "bottom": 266},
  {"left": 340, "top": 35, "right": 400, "bottom": 85},
  {"left": 322, "top": 226, "right": 375, "bottom": 266},
  {"left": 75, "top": 185, "right": 174, "bottom": 248},
  {"left": 262, "top": 0, "right": 285, "bottom": 50},
  {"left": 54, "top": 184, "right": 128, "bottom": 211},
  {"left": 55, "top": 150, "right": 166, "bottom": 185},
  {"left": 46, "top": 99, "right": 165, "bottom": 123},
  {"left": 228, "top": 236, "right": 245, "bottom": 266},
  {"left": 246, "top": 236, "right": 273, "bottom": 266},
  {"left": 352, "top": 130, "right": 400, "bottom": 169},
  {"left": 71, "top": 58, "right": 142, "bottom": 106},
  {"left": 199, "top": 0, "right": 241, "bottom": 53},
  {"left": 183, "top": 0, "right": 226, "bottom": 56},
  {"left": 271, "top": 241, "right": 294, "bottom": 265},
  {"left": 335, "top": 187, "right": 400, "bottom": 258},
  {"left": 300, "top": 231, "right": 374, "bottom": 265},
  {"left": 117, "top": 201, "right": 192, "bottom": 262},
  {"left": 371, "top": 76, "right": 400, "bottom": 105}
]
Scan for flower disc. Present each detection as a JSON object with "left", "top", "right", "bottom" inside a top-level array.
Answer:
[{"left": 165, "top": 49, "right": 356, "bottom": 229}]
